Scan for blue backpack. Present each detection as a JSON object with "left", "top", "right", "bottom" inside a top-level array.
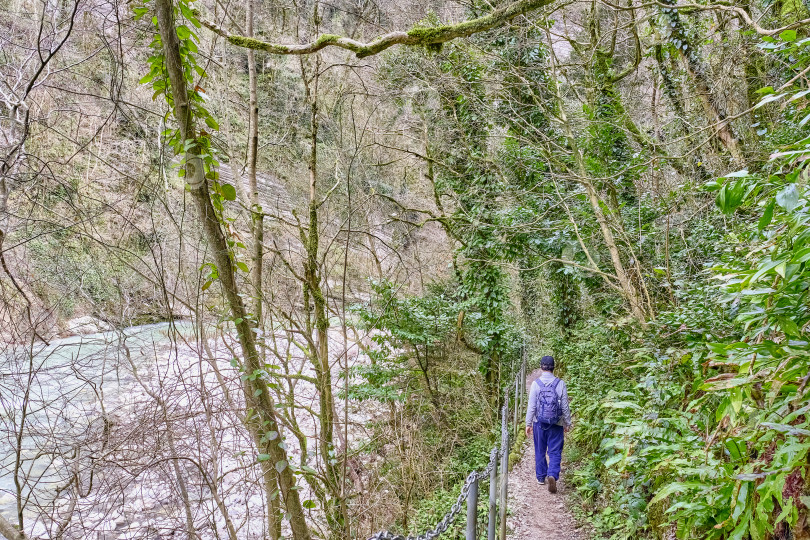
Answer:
[{"left": 534, "top": 378, "right": 562, "bottom": 427}]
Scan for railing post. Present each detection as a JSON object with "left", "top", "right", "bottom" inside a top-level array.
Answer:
[
  {"left": 488, "top": 447, "right": 498, "bottom": 540},
  {"left": 519, "top": 356, "right": 525, "bottom": 421},
  {"left": 466, "top": 475, "right": 479, "bottom": 540},
  {"left": 512, "top": 376, "right": 520, "bottom": 440},
  {"left": 518, "top": 369, "right": 522, "bottom": 423},
  {"left": 520, "top": 345, "right": 527, "bottom": 414},
  {"left": 499, "top": 404, "right": 509, "bottom": 539}
]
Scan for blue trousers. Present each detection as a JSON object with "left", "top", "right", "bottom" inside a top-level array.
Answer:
[{"left": 533, "top": 422, "right": 564, "bottom": 481}]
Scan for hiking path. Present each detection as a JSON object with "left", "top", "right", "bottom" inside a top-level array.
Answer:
[{"left": 506, "top": 369, "right": 587, "bottom": 539}]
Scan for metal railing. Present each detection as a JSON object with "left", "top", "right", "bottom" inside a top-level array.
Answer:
[{"left": 368, "top": 346, "right": 528, "bottom": 540}]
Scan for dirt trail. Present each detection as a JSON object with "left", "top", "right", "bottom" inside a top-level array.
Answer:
[{"left": 506, "top": 369, "right": 587, "bottom": 539}]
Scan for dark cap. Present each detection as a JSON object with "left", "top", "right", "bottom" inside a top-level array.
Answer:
[{"left": 540, "top": 355, "right": 555, "bottom": 371}]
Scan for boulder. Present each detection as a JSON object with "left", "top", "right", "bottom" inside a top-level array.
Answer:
[{"left": 64, "top": 316, "right": 113, "bottom": 335}]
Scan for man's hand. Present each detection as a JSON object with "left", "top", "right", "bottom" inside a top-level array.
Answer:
[
  {"left": 525, "top": 425, "right": 532, "bottom": 437},
  {"left": 564, "top": 424, "right": 571, "bottom": 434}
]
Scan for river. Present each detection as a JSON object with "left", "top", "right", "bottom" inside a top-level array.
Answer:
[{"left": 0, "top": 321, "right": 374, "bottom": 539}]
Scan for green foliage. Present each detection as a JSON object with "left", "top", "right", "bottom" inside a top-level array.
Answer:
[
  {"left": 350, "top": 277, "right": 520, "bottom": 536},
  {"left": 557, "top": 159, "right": 810, "bottom": 539},
  {"left": 349, "top": 280, "right": 464, "bottom": 403}
]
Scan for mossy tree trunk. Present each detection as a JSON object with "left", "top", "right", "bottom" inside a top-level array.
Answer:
[
  {"left": 299, "top": 52, "right": 346, "bottom": 538},
  {"left": 658, "top": 0, "right": 744, "bottom": 163},
  {"left": 153, "top": 1, "right": 312, "bottom": 538},
  {"left": 545, "top": 28, "right": 649, "bottom": 325}
]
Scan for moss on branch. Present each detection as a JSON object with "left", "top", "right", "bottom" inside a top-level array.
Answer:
[
  {"left": 204, "top": 0, "right": 553, "bottom": 58},
  {"left": 407, "top": 25, "right": 454, "bottom": 43}
]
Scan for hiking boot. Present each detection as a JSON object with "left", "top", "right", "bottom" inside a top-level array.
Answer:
[
  {"left": 548, "top": 476, "right": 557, "bottom": 494},
  {"left": 538, "top": 477, "right": 546, "bottom": 485}
]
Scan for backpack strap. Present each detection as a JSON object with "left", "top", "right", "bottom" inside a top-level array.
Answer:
[{"left": 551, "top": 377, "right": 561, "bottom": 390}]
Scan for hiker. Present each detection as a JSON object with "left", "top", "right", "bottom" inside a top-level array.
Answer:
[{"left": 525, "top": 355, "right": 571, "bottom": 494}]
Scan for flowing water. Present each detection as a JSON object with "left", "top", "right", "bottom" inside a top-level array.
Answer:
[
  {"left": 0, "top": 320, "right": 376, "bottom": 539},
  {"left": 0, "top": 322, "right": 198, "bottom": 533}
]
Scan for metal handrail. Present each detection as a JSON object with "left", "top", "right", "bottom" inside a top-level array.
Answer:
[{"left": 368, "top": 347, "right": 527, "bottom": 540}]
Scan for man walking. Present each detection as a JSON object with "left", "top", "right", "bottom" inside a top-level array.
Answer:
[{"left": 525, "top": 355, "right": 571, "bottom": 494}]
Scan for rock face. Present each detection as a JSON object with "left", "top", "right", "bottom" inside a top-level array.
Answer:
[{"left": 63, "top": 316, "right": 113, "bottom": 336}]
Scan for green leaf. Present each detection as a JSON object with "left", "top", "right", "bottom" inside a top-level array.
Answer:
[
  {"left": 176, "top": 24, "right": 192, "bottom": 40},
  {"left": 792, "top": 246, "right": 810, "bottom": 263},
  {"left": 754, "top": 93, "right": 787, "bottom": 109},
  {"left": 717, "top": 179, "right": 750, "bottom": 214},
  {"left": 275, "top": 459, "right": 288, "bottom": 473},
  {"left": 780, "top": 29, "right": 797, "bottom": 42},
  {"left": 236, "top": 261, "right": 250, "bottom": 272},
  {"left": 205, "top": 116, "right": 219, "bottom": 130},
  {"left": 257, "top": 453, "right": 271, "bottom": 462},
  {"left": 722, "top": 169, "right": 750, "bottom": 178},
  {"left": 179, "top": 2, "right": 201, "bottom": 26},
  {"left": 732, "top": 481, "right": 749, "bottom": 522},
  {"left": 729, "top": 509, "right": 752, "bottom": 540},
  {"left": 758, "top": 200, "right": 775, "bottom": 231},
  {"left": 303, "top": 499, "right": 317, "bottom": 509},
  {"left": 776, "top": 185, "right": 800, "bottom": 212},
  {"left": 750, "top": 258, "right": 782, "bottom": 283},
  {"left": 649, "top": 482, "right": 703, "bottom": 506},
  {"left": 761, "top": 422, "right": 810, "bottom": 436},
  {"left": 253, "top": 388, "right": 262, "bottom": 397},
  {"left": 789, "top": 89, "right": 810, "bottom": 102},
  {"left": 725, "top": 439, "right": 744, "bottom": 462},
  {"left": 602, "top": 401, "right": 642, "bottom": 410},
  {"left": 222, "top": 183, "right": 237, "bottom": 201}
]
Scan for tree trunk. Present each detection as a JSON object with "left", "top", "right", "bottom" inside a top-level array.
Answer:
[
  {"left": 246, "top": 0, "right": 265, "bottom": 325},
  {"left": 153, "top": 2, "right": 311, "bottom": 538},
  {"left": 244, "top": 3, "right": 280, "bottom": 536},
  {"left": 658, "top": 2, "right": 743, "bottom": 163},
  {"left": 545, "top": 27, "right": 648, "bottom": 325},
  {"left": 300, "top": 55, "right": 345, "bottom": 537},
  {"left": 581, "top": 179, "right": 648, "bottom": 323},
  {"left": 0, "top": 514, "right": 28, "bottom": 540},
  {"left": 653, "top": 41, "right": 711, "bottom": 179}
]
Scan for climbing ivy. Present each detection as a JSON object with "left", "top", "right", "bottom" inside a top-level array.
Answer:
[{"left": 134, "top": 0, "right": 251, "bottom": 291}]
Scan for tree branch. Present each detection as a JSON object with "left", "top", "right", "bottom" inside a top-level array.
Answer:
[
  {"left": 597, "top": 0, "right": 810, "bottom": 36},
  {"left": 200, "top": 0, "right": 555, "bottom": 58},
  {"left": 0, "top": 514, "right": 28, "bottom": 540}
]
